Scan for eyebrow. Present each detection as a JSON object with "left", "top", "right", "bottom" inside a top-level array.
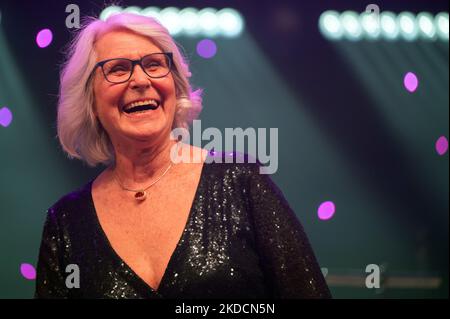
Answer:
[{"left": 100, "top": 52, "right": 165, "bottom": 61}]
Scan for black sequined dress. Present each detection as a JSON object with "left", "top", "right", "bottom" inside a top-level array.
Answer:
[{"left": 35, "top": 153, "right": 331, "bottom": 299}]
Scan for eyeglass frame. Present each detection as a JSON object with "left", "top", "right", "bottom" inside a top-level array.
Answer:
[{"left": 90, "top": 52, "right": 174, "bottom": 84}]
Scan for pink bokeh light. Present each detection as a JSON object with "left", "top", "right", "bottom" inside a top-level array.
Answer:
[
  {"left": 436, "top": 136, "right": 448, "bottom": 156},
  {"left": 0, "top": 106, "right": 13, "bottom": 127},
  {"left": 404, "top": 72, "right": 419, "bottom": 93},
  {"left": 36, "top": 28, "right": 53, "bottom": 48},
  {"left": 318, "top": 201, "right": 335, "bottom": 220},
  {"left": 196, "top": 39, "right": 217, "bottom": 59},
  {"left": 20, "top": 263, "right": 36, "bottom": 280}
]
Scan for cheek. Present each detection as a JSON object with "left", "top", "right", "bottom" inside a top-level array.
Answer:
[
  {"left": 159, "top": 77, "right": 177, "bottom": 106},
  {"left": 94, "top": 83, "right": 122, "bottom": 115}
]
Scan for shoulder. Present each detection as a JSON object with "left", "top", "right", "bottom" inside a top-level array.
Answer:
[
  {"left": 201, "top": 151, "right": 273, "bottom": 191},
  {"left": 46, "top": 180, "right": 94, "bottom": 222},
  {"left": 205, "top": 151, "right": 286, "bottom": 198},
  {"left": 204, "top": 151, "right": 261, "bottom": 176}
]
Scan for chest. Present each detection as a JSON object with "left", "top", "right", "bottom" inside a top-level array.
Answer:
[{"left": 91, "top": 168, "right": 201, "bottom": 291}]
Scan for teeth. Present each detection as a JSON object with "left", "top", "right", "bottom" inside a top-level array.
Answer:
[{"left": 123, "top": 99, "right": 159, "bottom": 111}]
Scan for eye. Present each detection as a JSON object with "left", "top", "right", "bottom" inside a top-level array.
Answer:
[
  {"left": 105, "top": 60, "right": 130, "bottom": 74},
  {"left": 144, "top": 61, "right": 162, "bottom": 69},
  {"left": 109, "top": 65, "right": 128, "bottom": 74}
]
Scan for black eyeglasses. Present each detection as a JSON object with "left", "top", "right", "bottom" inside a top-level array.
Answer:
[{"left": 92, "top": 52, "right": 173, "bottom": 84}]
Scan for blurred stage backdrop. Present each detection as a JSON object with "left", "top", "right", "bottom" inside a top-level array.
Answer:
[{"left": 0, "top": 0, "right": 448, "bottom": 298}]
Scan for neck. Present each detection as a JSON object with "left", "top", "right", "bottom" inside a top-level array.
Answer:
[{"left": 110, "top": 137, "right": 177, "bottom": 188}]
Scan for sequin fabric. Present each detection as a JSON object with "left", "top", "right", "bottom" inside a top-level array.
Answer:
[{"left": 35, "top": 152, "right": 331, "bottom": 299}]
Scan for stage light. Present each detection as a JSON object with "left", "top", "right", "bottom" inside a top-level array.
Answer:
[
  {"left": 99, "top": 5, "right": 122, "bottom": 21},
  {"left": 123, "top": 6, "right": 141, "bottom": 16},
  {"left": 159, "top": 7, "right": 182, "bottom": 36},
  {"left": 398, "top": 12, "right": 419, "bottom": 41},
  {"left": 319, "top": 11, "right": 343, "bottom": 40},
  {"left": 99, "top": 6, "right": 245, "bottom": 38},
  {"left": 217, "top": 8, "right": 244, "bottom": 38},
  {"left": 360, "top": 11, "right": 381, "bottom": 39},
  {"left": 320, "top": 10, "right": 448, "bottom": 41},
  {"left": 417, "top": 12, "right": 436, "bottom": 40},
  {"left": 341, "top": 11, "right": 363, "bottom": 41},
  {"left": 435, "top": 12, "right": 449, "bottom": 40},
  {"left": 380, "top": 11, "right": 399, "bottom": 40},
  {"left": 198, "top": 8, "right": 220, "bottom": 37},
  {"left": 179, "top": 8, "right": 201, "bottom": 36}
]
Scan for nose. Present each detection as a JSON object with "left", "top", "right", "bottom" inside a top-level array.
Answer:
[{"left": 129, "top": 64, "right": 151, "bottom": 90}]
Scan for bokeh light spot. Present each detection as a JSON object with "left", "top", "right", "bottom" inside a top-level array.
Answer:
[
  {"left": 20, "top": 263, "right": 36, "bottom": 280},
  {"left": 436, "top": 136, "right": 448, "bottom": 156},
  {"left": 196, "top": 39, "right": 217, "bottom": 59},
  {"left": 0, "top": 106, "right": 13, "bottom": 127},
  {"left": 318, "top": 201, "right": 336, "bottom": 220},
  {"left": 404, "top": 72, "right": 419, "bottom": 92},
  {"left": 36, "top": 28, "right": 53, "bottom": 48}
]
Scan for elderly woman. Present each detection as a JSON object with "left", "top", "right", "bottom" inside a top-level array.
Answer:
[{"left": 35, "top": 13, "right": 331, "bottom": 299}]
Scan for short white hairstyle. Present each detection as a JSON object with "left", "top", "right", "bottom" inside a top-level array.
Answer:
[{"left": 57, "top": 13, "right": 202, "bottom": 167}]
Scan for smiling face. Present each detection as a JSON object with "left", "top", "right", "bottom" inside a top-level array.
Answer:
[{"left": 92, "top": 29, "right": 177, "bottom": 147}]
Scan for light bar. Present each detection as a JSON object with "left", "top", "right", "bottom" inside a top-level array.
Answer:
[
  {"left": 319, "top": 10, "right": 449, "bottom": 41},
  {"left": 99, "top": 6, "right": 245, "bottom": 38}
]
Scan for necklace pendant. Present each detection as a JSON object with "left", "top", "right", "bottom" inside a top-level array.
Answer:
[{"left": 135, "top": 191, "right": 147, "bottom": 201}]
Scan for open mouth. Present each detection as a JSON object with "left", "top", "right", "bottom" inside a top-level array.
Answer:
[{"left": 122, "top": 99, "right": 160, "bottom": 114}]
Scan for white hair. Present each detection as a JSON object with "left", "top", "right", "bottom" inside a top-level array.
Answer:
[{"left": 57, "top": 13, "right": 202, "bottom": 167}]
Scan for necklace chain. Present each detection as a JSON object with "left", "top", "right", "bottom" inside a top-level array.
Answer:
[{"left": 113, "top": 163, "right": 173, "bottom": 193}]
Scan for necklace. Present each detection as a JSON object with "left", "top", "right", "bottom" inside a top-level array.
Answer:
[{"left": 113, "top": 163, "right": 173, "bottom": 201}]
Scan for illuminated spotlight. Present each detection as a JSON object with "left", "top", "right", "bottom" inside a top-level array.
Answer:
[
  {"left": 160, "top": 7, "right": 182, "bottom": 36},
  {"left": 99, "top": 6, "right": 245, "bottom": 38},
  {"left": 217, "top": 8, "right": 244, "bottom": 38},
  {"left": 0, "top": 106, "right": 13, "bottom": 127},
  {"left": 360, "top": 11, "right": 381, "bottom": 39},
  {"left": 179, "top": 8, "right": 200, "bottom": 36},
  {"left": 36, "top": 28, "right": 53, "bottom": 48},
  {"left": 398, "top": 12, "right": 419, "bottom": 41},
  {"left": 198, "top": 8, "right": 220, "bottom": 37},
  {"left": 319, "top": 11, "right": 344, "bottom": 40},
  {"left": 380, "top": 11, "right": 400, "bottom": 40},
  {"left": 20, "top": 263, "right": 36, "bottom": 280},
  {"left": 123, "top": 6, "right": 141, "bottom": 15},
  {"left": 320, "top": 11, "right": 448, "bottom": 41},
  {"left": 417, "top": 12, "right": 436, "bottom": 40},
  {"left": 99, "top": 5, "right": 123, "bottom": 21},
  {"left": 404, "top": 72, "right": 419, "bottom": 93},
  {"left": 341, "top": 11, "right": 363, "bottom": 41},
  {"left": 318, "top": 201, "right": 335, "bottom": 221},
  {"left": 435, "top": 12, "right": 449, "bottom": 40},
  {"left": 436, "top": 136, "right": 449, "bottom": 156},
  {"left": 197, "top": 39, "right": 217, "bottom": 59},
  {"left": 140, "top": 6, "right": 160, "bottom": 21}
]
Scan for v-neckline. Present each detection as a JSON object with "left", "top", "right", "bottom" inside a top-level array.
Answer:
[{"left": 87, "top": 159, "right": 209, "bottom": 296}]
